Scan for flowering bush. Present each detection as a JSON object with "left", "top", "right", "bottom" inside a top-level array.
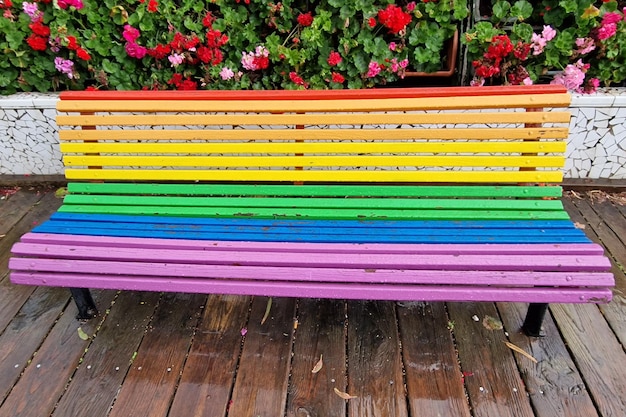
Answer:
[
  {"left": 463, "top": 0, "right": 626, "bottom": 92},
  {"left": 0, "top": 0, "right": 468, "bottom": 93}
]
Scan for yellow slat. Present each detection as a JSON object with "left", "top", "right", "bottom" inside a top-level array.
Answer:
[
  {"left": 56, "top": 94, "right": 571, "bottom": 113},
  {"left": 58, "top": 127, "right": 570, "bottom": 141},
  {"left": 63, "top": 155, "right": 565, "bottom": 168},
  {"left": 60, "top": 141, "right": 567, "bottom": 155},
  {"left": 56, "top": 111, "right": 572, "bottom": 127},
  {"left": 64, "top": 168, "right": 563, "bottom": 183}
]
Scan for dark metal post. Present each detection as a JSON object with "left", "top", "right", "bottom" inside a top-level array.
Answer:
[
  {"left": 522, "top": 303, "right": 549, "bottom": 337},
  {"left": 70, "top": 288, "right": 98, "bottom": 319}
]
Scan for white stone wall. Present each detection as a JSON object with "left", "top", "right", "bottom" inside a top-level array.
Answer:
[
  {"left": 1, "top": 90, "right": 625, "bottom": 179},
  {"left": 0, "top": 93, "right": 62, "bottom": 176}
]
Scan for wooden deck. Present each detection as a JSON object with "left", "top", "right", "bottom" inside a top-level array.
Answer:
[{"left": 1, "top": 185, "right": 625, "bottom": 417}]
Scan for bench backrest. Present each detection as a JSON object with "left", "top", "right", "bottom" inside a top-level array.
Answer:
[{"left": 56, "top": 85, "right": 571, "bottom": 185}]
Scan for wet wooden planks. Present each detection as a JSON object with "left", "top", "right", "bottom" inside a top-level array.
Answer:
[{"left": 0, "top": 187, "right": 625, "bottom": 417}]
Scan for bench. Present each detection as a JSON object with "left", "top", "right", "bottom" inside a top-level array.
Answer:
[{"left": 9, "top": 85, "right": 614, "bottom": 337}]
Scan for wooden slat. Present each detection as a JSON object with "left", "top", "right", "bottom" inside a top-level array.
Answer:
[
  {"left": 347, "top": 301, "right": 408, "bottom": 417},
  {"left": 61, "top": 195, "right": 565, "bottom": 211},
  {"left": 58, "top": 127, "right": 570, "bottom": 141},
  {"left": 228, "top": 297, "right": 295, "bottom": 416},
  {"left": 65, "top": 183, "right": 564, "bottom": 198},
  {"left": 9, "top": 271, "right": 614, "bottom": 304},
  {"left": 448, "top": 302, "right": 536, "bottom": 417},
  {"left": 286, "top": 299, "right": 347, "bottom": 417},
  {"left": 63, "top": 155, "right": 566, "bottom": 168},
  {"left": 58, "top": 85, "right": 569, "bottom": 101},
  {"left": 60, "top": 140, "right": 568, "bottom": 155},
  {"left": 497, "top": 302, "right": 600, "bottom": 417},
  {"left": 398, "top": 302, "right": 471, "bottom": 416},
  {"left": 56, "top": 204, "right": 571, "bottom": 220},
  {"left": 168, "top": 295, "right": 251, "bottom": 417},
  {"left": 50, "top": 291, "right": 161, "bottom": 417},
  {"left": 56, "top": 111, "right": 571, "bottom": 127},
  {"left": 56, "top": 94, "right": 571, "bottom": 113},
  {"left": 107, "top": 293, "right": 205, "bottom": 417},
  {"left": 62, "top": 168, "right": 564, "bottom": 183}
]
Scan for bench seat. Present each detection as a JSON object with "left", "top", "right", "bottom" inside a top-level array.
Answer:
[{"left": 8, "top": 85, "right": 615, "bottom": 336}]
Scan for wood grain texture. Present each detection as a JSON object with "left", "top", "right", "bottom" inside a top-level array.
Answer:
[
  {"left": 228, "top": 297, "right": 296, "bottom": 417},
  {"left": 0, "top": 290, "right": 116, "bottom": 417},
  {"left": 0, "top": 286, "right": 69, "bottom": 403},
  {"left": 497, "top": 302, "right": 599, "bottom": 417},
  {"left": 564, "top": 196, "right": 626, "bottom": 346},
  {"left": 447, "top": 302, "right": 535, "bottom": 417},
  {"left": 286, "top": 299, "right": 347, "bottom": 417},
  {"left": 551, "top": 302, "right": 626, "bottom": 417},
  {"left": 397, "top": 302, "right": 471, "bottom": 417},
  {"left": 168, "top": 294, "right": 252, "bottom": 417},
  {"left": 51, "top": 291, "right": 161, "bottom": 417},
  {"left": 347, "top": 301, "right": 408, "bottom": 417},
  {"left": 108, "top": 292, "right": 205, "bottom": 417}
]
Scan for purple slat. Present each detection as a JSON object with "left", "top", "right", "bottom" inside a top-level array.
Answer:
[
  {"left": 10, "top": 242, "right": 612, "bottom": 272},
  {"left": 9, "top": 272, "right": 613, "bottom": 304},
  {"left": 19, "top": 233, "right": 607, "bottom": 255},
  {"left": 9, "top": 258, "right": 616, "bottom": 287}
]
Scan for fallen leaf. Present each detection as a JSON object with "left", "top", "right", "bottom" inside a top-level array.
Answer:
[
  {"left": 333, "top": 387, "right": 358, "bottom": 400},
  {"left": 311, "top": 354, "right": 323, "bottom": 373},
  {"left": 482, "top": 315, "right": 503, "bottom": 331},
  {"left": 77, "top": 327, "right": 89, "bottom": 341},
  {"left": 504, "top": 341, "right": 538, "bottom": 363},
  {"left": 55, "top": 187, "right": 68, "bottom": 198},
  {"left": 261, "top": 297, "right": 272, "bottom": 325},
  {"left": 574, "top": 222, "right": 586, "bottom": 230}
]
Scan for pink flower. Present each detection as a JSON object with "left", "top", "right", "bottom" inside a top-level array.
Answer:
[
  {"left": 575, "top": 37, "right": 595, "bottom": 55},
  {"left": 125, "top": 42, "right": 147, "bottom": 59},
  {"left": 551, "top": 60, "right": 590, "bottom": 92},
  {"left": 597, "top": 23, "right": 617, "bottom": 40},
  {"left": 22, "top": 2, "right": 41, "bottom": 22},
  {"left": 366, "top": 61, "right": 381, "bottom": 78},
  {"left": 601, "top": 12, "right": 622, "bottom": 26},
  {"left": 389, "top": 42, "right": 397, "bottom": 51},
  {"left": 219, "top": 67, "right": 235, "bottom": 80},
  {"left": 522, "top": 77, "right": 533, "bottom": 85},
  {"left": 399, "top": 59, "right": 408, "bottom": 68},
  {"left": 406, "top": 2, "right": 416, "bottom": 12},
  {"left": 541, "top": 25, "right": 556, "bottom": 41},
  {"left": 470, "top": 77, "right": 485, "bottom": 87},
  {"left": 168, "top": 53, "right": 185, "bottom": 67},
  {"left": 123, "top": 25, "right": 141, "bottom": 43}
]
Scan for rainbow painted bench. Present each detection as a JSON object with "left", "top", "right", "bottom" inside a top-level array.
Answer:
[{"left": 9, "top": 86, "right": 614, "bottom": 336}]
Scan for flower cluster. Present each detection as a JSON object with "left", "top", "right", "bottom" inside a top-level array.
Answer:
[
  {"left": 1, "top": 0, "right": 467, "bottom": 93},
  {"left": 464, "top": 0, "right": 626, "bottom": 92}
]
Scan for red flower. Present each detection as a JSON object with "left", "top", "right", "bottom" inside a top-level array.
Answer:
[
  {"left": 85, "top": 86, "right": 98, "bottom": 91},
  {"left": 253, "top": 56, "right": 269, "bottom": 70},
  {"left": 206, "top": 29, "right": 228, "bottom": 48},
  {"left": 180, "top": 78, "right": 197, "bottom": 90},
  {"left": 147, "top": 0, "right": 158, "bottom": 12},
  {"left": 297, "top": 12, "right": 313, "bottom": 27},
  {"left": 29, "top": 21, "right": 50, "bottom": 37},
  {"left": 147, "top": 44, "right": 171, "bottom": 59},
  {"left": 76, "top": 47, "right": 91, "bottom": 61},
  {"left": 202, "top": 12, "right": 215, "bottom": 28},
  {"left": 327, "top": 51, "right": 342, "bottom": 66},
  {"left": 368, "top": 17, "right": 377, "bottom": 27},
  {"left": 1, "top": 0, "right": 13, "bottom": 8},
  {"left": 331, "top": 72, "right": 345, "bottom": 83},
  {"left": 513, "top": 42, "right": 531, "bottom": 61},
  {"left": 377, "top": 4, "right": 412, "bottom": 34},
  {"left": 26, "top": 34, "right": 47, "bottom": 51},
  {"left": 66, "top": 36, "right": 79, "bottom": 51},
  {"left": 289, "top": 71, "right": 309, "bottom": 88}
]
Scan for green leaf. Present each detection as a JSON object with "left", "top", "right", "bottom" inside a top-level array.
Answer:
[
  {"left": 492, "top": 1, "right": 511, "bottom": 21},
  {"left": 77, "top": 327, "right": 90, "bottom": 341},
  {"left": 510, "top": 0, "right": 533, "bottom": 21},
  {"left": 101, "top": 59, "right": 121, "bottom": 74}
]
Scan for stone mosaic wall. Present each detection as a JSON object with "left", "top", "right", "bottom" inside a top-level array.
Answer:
[{"left": 1, "top": 91, "right": 625, "bottom": 179}]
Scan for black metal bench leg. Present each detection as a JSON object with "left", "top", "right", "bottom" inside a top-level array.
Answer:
[
  {"left": 522, "top": 303, "right": 548, "bottom": 337},
  {"left": 70, "top": 288, "right": 98, "bottom": 320}
]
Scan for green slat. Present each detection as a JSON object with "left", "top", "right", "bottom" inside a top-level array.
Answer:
[
  {"left": 58, "top": 204, "right": 571, "bottom": 220},
  {"left": 62, "top": 195, "right": 564, "bottom": 211},
  {"left": 67, "top": 182, "right": 562, "bottom": 199}
]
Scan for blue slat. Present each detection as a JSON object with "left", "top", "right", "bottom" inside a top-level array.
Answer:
[{"left": 33, "top": 214, "right": 590, "bottom": 244}]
